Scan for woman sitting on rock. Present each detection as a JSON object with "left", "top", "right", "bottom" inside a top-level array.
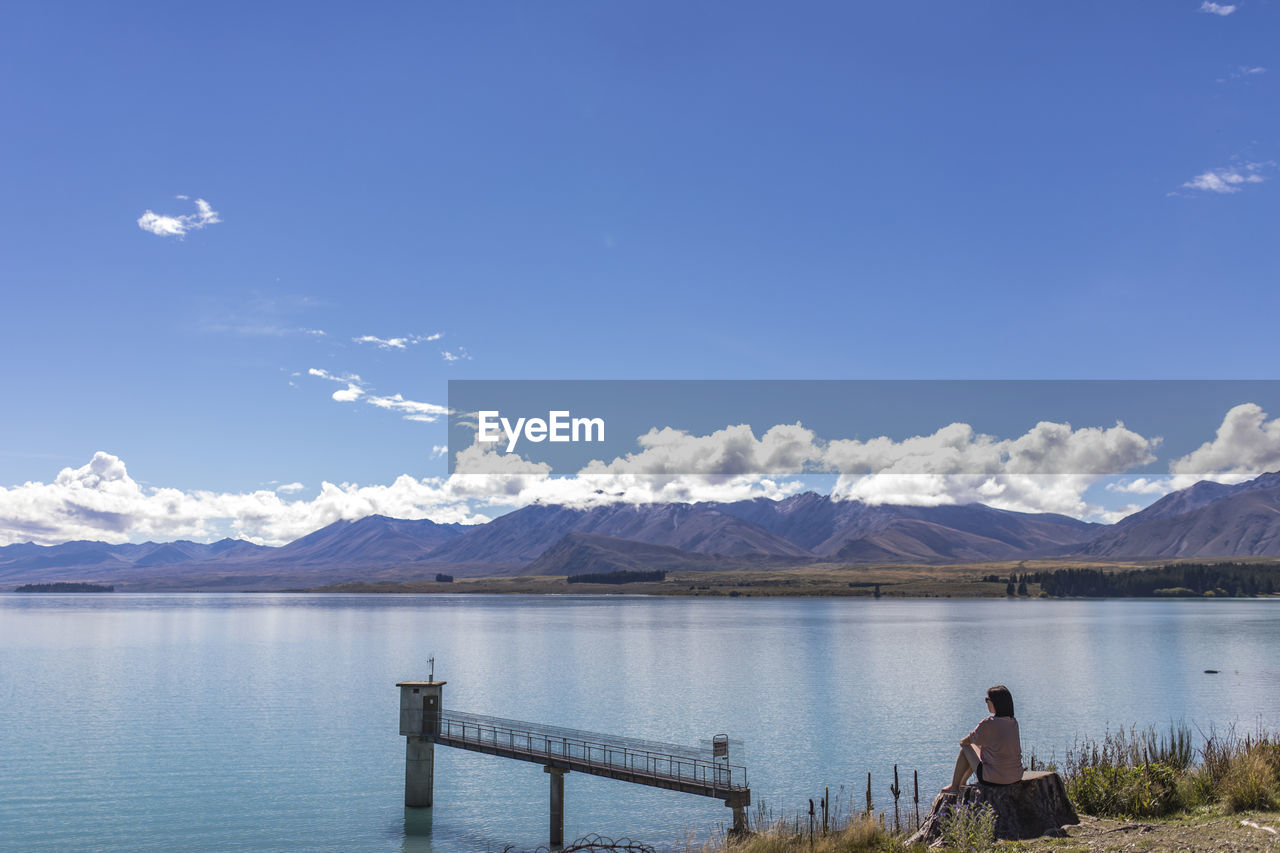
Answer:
[{"left": 942, "top": 685, "right": 1024, "bottom": 792}]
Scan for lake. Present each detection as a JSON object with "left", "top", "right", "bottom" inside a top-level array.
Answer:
[{"left": 1, "top": 594, "right": 1277, "bottom": 851}]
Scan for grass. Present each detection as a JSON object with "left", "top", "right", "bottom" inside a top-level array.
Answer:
[
  {"left": 689, "top": 805, "right": 995, "bottom": 853},
  {"left": 937, "top": 801, "right": 997, "bottom": 852},
  {"left": 1058, "top": 723, "right": 1280, "bottom": 818},
  {"left": 705, "top": 814, "right": 905, "bottom": 852}
]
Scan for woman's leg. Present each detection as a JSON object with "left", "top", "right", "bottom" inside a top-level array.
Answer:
[{"left": 944, "top": 745, "right": 980, "bottom": 791}]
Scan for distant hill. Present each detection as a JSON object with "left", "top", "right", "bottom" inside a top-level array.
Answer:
[
  {"left": 525, "top": 533, "right": 730, "bottom": 576},
  {"left": 705, "top": 494, "right": 1098, "bottom": 559},
  {"left": 424, "top": 502, "right": 811, "bottom": 566},
  {"left": 0, "top": 517, "right": 459, "bottom": 589},
  {"left": 264, "top": 515, "right": 463, "bottom": 566},
  {"left": 1110, "top": 471, "right": 1280, "bottom": 529},
  {"left": 2, "top": 471, "right": 1279, "bottom": 589},
  {"left": 0, "top": 537, "right": 271, "bottom": 578},
  {"left": 1072, "top": 479, "right": 1280, "bottom": 558}
]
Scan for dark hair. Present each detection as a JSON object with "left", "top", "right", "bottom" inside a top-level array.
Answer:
[{"left": 986, "top": 685, "right": 1015, "bottom": 718}]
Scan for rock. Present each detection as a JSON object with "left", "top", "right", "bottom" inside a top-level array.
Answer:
[{"left": 907, "top": 770, "right": 1079, "bottom": 846}]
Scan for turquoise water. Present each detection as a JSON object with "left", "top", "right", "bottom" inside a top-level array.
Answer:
[{"left": 1, "top": 594, "right": 1278, "bottom": 851}]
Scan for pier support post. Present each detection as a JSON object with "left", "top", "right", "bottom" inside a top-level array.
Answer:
[
  {"left": 729, "top": 804, "right": 746, "bottom": 836},
  {"left": 726, "top": 790, "right": 750, "bottom": 837},
  {"left": 397, "top": 680, "right": 446, "bottom": 809},
  {"left": 545, "top": 766, "right": 568, "bottom": 848},
  {"left": 405, "top": 736, "right": 435, "bottom": 807}
]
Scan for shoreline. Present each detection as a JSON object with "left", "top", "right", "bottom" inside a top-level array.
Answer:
[
  {"left": 290, "top": 561, "right": 1280, "bottom": 599},
  {"left": 12, "top": 559, "right": 1279, "bottom": 597}
]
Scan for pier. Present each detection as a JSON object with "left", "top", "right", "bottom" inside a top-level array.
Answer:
[{"left": 396, "top": 679, "right": 751, "bottom": 847}]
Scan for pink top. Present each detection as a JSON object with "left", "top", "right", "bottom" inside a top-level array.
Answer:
[{"left": 964, "top": 716, "right": 1023, "bottom": 785}]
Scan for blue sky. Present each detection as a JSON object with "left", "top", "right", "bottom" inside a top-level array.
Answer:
[{"left": 1, "top": 2, "right": 1277, "bottom": 544}]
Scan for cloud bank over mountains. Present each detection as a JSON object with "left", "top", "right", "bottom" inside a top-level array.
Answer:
[
  {"left": 453, "top": 418, "right": 1157, "bottom": 522},
  {"left": 4, "top": 404, "right": 1280, "bottom": 547},
  {"left": 0, "top": 452, "right": 490, "bottom": 547}
]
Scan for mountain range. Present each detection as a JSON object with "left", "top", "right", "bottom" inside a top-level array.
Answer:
[{"left": 3, "top": 472, "right": 1279, "bottom": 590}]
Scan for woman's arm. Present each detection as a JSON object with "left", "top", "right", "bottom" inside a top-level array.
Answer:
[{"left": 962, "top": 717, "right": 990, "bottom": 747}]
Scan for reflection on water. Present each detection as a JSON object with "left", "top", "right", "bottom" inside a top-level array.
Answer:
[
  {"left": 402, "top": 808, "right": 434, "bottom": 853},
  {"left": 0, "top": 593, "right": 1277, "bottom": 852}
]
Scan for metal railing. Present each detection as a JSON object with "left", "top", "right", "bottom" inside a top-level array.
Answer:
[{"left": 432, "top": 710, "right": 748, "bottom": 792}]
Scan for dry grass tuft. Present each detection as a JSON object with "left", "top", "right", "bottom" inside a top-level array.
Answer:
[{"left": 702, "top": 815, "right": 903, "bottom": 853}]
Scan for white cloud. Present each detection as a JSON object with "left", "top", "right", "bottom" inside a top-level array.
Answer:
[
  {"left": 307, "top": 368, "right": 445, "bottom": 422},
  {"left": 355, "top": 335, "right": 410, "bottom": 349},
  {"left": 1105, "top": 477, "right": 1174, "bottom": 495},
  {"left": 1217, "top": 66, "right": 1266, "bottom": 82},
  {"left": 822, "top": 420, "right": 1158, "bottom": 517},
  {"left": 203, "top": 323, "right": 327, "bottom": 337},
  {"left": 352, "top": 333, "right": 443, "bottom": 350},
  {"left": 275, "top": 482, "right": 305, "bottom": 493},
  {"left": 137, "top": 197, "right": 221, "bottom": 238},
  {"left": 201, "top": 294, "right": 326, "bottom": 337},
  {"left": 1170, "top": 403, "right": 1280, "bottom": 482},
  {"left": 0, "top": 452, "right": 488, "bottom": 547},
  {"left": 448, "top": 435, "right": 800, "bottom": 509},
  {"left": 441, "top": 348, "right": 472, "bottom": 363},
  {"left": 1180, "top": 162, "right": 1273, "bottom": 194},
  {"left": 308, "top": 368, "right": 366, "bottom": 402},
  {"left": 1200, "top": 1, "right": 1236, "bottom": 14},
  {"left": 367, "top": 393, "right": 448, "bottom": 421},
  {"left": 578, "top": 423, "right": 823, "bottom": 478},
  {"left": 1097, "top": 503, "right": 1146, "bottom": 524},
  {"left": 332, "top": 384, "right": 364, "bottom": 402},
  {"left": 206, "top": 324, "right": 313, "bottom": 336},
  {"left": 1105, "top": 403, "right": 1280, "bottom": 496}
]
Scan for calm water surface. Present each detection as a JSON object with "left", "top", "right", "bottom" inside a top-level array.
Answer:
[{"left": 1, "top": 594, "right": 1277, "bottom": 851}]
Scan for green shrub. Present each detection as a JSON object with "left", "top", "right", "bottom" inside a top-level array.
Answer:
[
  {"left": 1067, "top": 764, "right": 1182, "bottom": 818},
  {"left": 1221, "top": 749, "right": 1280, "bottom": 813},
  {"left": 1056, "top": 724, "right": 1280, "bottom": 819},
  {"left": 1175, "top": 766, "right": 1215, "bottom": 811},
  {"left": 937, "top": 801, "right": 996, "bottom": 853}
]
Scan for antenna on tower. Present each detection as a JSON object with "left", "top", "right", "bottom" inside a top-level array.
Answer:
[{"left": 428, "top": 655, "right": 435, "bottom": 682}]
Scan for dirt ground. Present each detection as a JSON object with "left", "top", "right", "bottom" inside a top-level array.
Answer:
[{"left": 1006, "top": 812, "right": 1280, "bottom": 852}]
